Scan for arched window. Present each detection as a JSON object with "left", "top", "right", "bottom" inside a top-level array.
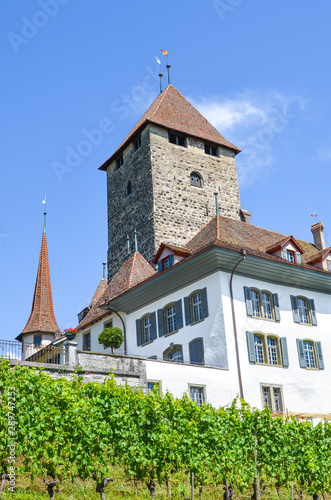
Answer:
[
  {"left": 190, "top": 172, "right": 202, "bottom": 187},
  {"left": 163, "top": 343, "right": 183, "bottom": 363},
  {"left": 125, "top": 181, "right": 132, "bottom": 197}
]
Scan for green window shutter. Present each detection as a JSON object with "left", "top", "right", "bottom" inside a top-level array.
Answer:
[
  {"left": 280, "top": 337, "right": 289, "bottom": 367},
  {"left": 157, "top": 261, "right": 163, "bottom": 273},
  {"left": 244, "top": 287, "right": 253, "bottom": 316},
  {"left": 176, "top": 300, "right": 183, "bottom": 329},
  {"left": 282, "top": 248, "right": 288, "bottom": 260},
  {"left": 246, "top": 331, "right": 256, "bottom": 363},
  {"left": 296, "top": 339, "right": 306, "bottom": 368},
  {"left": 296, "top": 251, "right": 302, "bottom": 264},
  {"left": 184, "top": 296, "right": 191, "bottom": 325},
  {"left": 290, "top": 295, "right": 300, "bottom": 323},
  {"left": 309, "top": 299, "right": 317, "bottom": 326},
  {"left": 316, "top": 341, "right": 324, "bottom": 370},
  {"left": 136, "top": 319, "right": 142, "bottom": 346},
  {"left": 157, "top": 309, "right": 164, "bottom": 337},
  {"left": 150, "top": 312, "right": 157, "bottom": 341},
  {"left": 189, "top": 338, "right": 204, "bottom": 365},
  {"left": 169, "top": 253, "right": 174, "bottom": 267},
  {"left": 201, "top": 287, "right": 209, "bottom": 319},
  {"left": 273, "top": 293, "right": 281, "bottom": 322}
]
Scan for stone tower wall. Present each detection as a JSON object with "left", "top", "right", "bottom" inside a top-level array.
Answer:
[
  {"left": 107, "top": 124, "right": 241, "bottom": 280},
  {"left": 149, "top": 125, "right": 241, "bottom": 248}
]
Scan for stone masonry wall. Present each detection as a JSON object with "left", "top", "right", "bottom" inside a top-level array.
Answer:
[{"left": 106, "top": 124, "right": 242, "bottom": 279}]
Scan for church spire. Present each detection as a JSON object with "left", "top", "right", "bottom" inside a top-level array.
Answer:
[{"left": 16, "top": 205, "right": 60, "bottom": 341}]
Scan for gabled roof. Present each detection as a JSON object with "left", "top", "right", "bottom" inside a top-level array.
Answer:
[
  {"left": 152, "top": 242, "right": 192, "bottom": 264},
  {"left": 99, "top": 85, "right": 241, "bottom": 171},
  {"left": 304, "top": 247, "right": 331, "bottom": 264},
  {"left": 265, "top": 235, "right": 305, "bottom": 255},
  {"left": 184, "top": 216, "right": 317, "bottom": 261},
  {"left": 17, "top": 222, "right": 60, "bottom": 341},
  {"left": 77, "top": 252, "right": 155, "bottom": 331}
]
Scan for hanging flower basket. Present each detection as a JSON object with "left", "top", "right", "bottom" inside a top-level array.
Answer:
[{"left": 62, "top": 328, "right": 77, "bottom": 340}]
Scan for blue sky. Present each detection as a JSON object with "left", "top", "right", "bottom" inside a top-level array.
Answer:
[{"left": 2, "top": 1, "right": 331, "bottom": 340}]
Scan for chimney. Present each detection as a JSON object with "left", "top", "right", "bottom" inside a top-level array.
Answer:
[
  {"left": 240, "top": 209, "right": 251, "bottom": 224},
  {"left": 311, "top": 221, "right": 326, "bottom": 250}
]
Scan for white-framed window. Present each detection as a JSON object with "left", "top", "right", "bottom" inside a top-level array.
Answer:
[
  {"left": 184, "top": 288, "right": 209, "bottom": 326},
  {"left": 297, "top": 339, "right": 324, "bottom": 370},
  {"left": 244, "top": 287, "right": 280, "bottom": 321},
  {"left": 136, "top": 312, "right": 157, "bottom": 346},
  {"left": 157, "top": 300, "right": 183, "bottom": 337},
  {"left": 290, "top": 296, "right": 317, "bottom": 326},
  {"left": 166, "top": 304, "right": 177, "bottom": 334},
  {"left": 261, "top": 384, "right": 283, "bottom": 412},
  {"left": 246, "top": 332, "right": 288, "bottom": 367},
  {"left": 282, "top": 248, "right": 302, "bottom": 264},
  {"left": 189, "top": 385, "right": 205, "bottom": 406}
]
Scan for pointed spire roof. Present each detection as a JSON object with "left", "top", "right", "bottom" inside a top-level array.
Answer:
[
  {"left": 16, "top": 216, "right": 60, "bottom": 341},
  {"left": 77, "top": 252, "right": 155, "bottom": 331},
  {"left": 99, "top": 85, "right": 240, "bottom": 171}
]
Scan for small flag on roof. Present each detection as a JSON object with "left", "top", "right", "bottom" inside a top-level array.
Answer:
[
  {"left": 161, "top": 50, "right": 168, "bottom": 55},
  {"left": 311, "top": 212, "right": 318, "bottom": 218},
  {"left": 156, "top": 56, "right": 161, "bottom": 64}
]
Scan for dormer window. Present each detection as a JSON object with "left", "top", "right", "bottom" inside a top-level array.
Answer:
[
  {"left": 282, "top": 248, "right": 301, "bottom": 264},
  {"left": 158, "top": 254, "right": 174, "bottom": 272},
  {"left": 204, "top": 142, "right": 218, "bottom": 156},
  {"left": 169, "top": 132, "right": 187, "bottom": 147}
]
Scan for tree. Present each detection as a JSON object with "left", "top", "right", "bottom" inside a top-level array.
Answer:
[{"left": 98, "top": 327, "right": 123, "bottom": 353}]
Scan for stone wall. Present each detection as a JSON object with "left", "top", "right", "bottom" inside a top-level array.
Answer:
[{"left": 106, "top": 124, "right": 242, "bottom": 280}]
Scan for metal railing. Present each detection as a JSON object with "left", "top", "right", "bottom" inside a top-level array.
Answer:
[{"left": 0, "top": 340, "right": 65, "bottom": 365}]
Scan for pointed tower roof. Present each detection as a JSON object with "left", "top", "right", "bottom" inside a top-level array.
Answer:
[
  {"left": 99, "top": 85, "right": 240, "bottom": 171},
  {"left": 16, "top": 213, "right": 60, "bottom": 341},
  {"left": 77, "top": 252, "right": 155, "bottom": 331}
]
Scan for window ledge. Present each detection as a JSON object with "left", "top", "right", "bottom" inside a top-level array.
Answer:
[
  {"left": 164, "top": 330, "right": 178, "bottom": 337},
  {"left": 190, "top": 319, "right": 204, "bottom": 326}
]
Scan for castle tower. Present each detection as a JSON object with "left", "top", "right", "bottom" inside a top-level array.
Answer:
[
  {"left": 99, "top": 85, "right": 242, "bottom": 280},
  {"left": 16, "top": 208, "right": 61, "bottom": 345}
]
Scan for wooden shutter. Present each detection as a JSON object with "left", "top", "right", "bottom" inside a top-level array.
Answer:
[
  {"left": 189, "top": 338, "right": 204, "bottom": 365},
  {"left": 282, "top": 248, "right": 288, "bottom": 260},
  {"left": 296, "top": 339, "right": 306, "bottom": 368},
  {"left": 176, "top": 300, "right": 183, "bottom": 329},
  {"left": 316, "top": 341, "right": 324, "bottom": 370},
  {"left": 309, "top": 299, "right": 317, "bottom": 326},
  {"left": 246, "top": 331, "right": 256, "bottom": 363},
  {"left": 136, "top": 319, "right": 142, "bottom": 346},
  {"left": 273, "top": 293, "right": 281, "bottom": 322},
  {"left": 280, "top": 337, "right": 289, "bottom": 367},
  {"left": 295, "top": 251, "right": 302, "bottom": 264},
  {"left": 157, "top": 261, "right": 163, "bottom": 273},
  {"left": 184, "top": 296, "right": 191, "bottom": 325},
  {"left": 157, "top": 309, "right": 164, "bottom": 337},
  {"left": 201, "top": 288, "right": 209, "bottom": 319},
  {"left": 244, "top": 287, "right": 253, "bottom": 316},
  {"left": 290, "top": 295, "right": 300, "bottom": 323},
  {"left": 150, "top": 312, "right": 157, "bottom": 341},
  {"left": 168, "top": 253, "right": 174, "bottom": 267}
]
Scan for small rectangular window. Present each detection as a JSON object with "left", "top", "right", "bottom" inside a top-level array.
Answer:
[
  {"left": 134, "top": 136, "right": 141, "bottom": 151},
  {"left": 169, "top": 132, "right": 187, "bottom": 147},
  {"left": 190, "top": 386, "right": 205, "bottom": 406},
  {"left": 204, "top": 143, "right": 218, "bottom": 156},
  {"left": 34, "top": 336, "right": 41, "bottom": 346},
  {"left": 83, "top": 332, "right": 91, "bottom": 351},
  {"left": 116, "top": 155, "right": 123, "bottom": 170},
  {"left": 261, "top": 385, "right": 283, "bottom": 412}
]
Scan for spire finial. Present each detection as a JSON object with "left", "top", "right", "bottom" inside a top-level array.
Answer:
[
  {"left": 127, "top": 235, "right": 131, "bottom": 256},
  {"left": 134, "top": 230, "right": 138, "bottom": 253},
  {"left": 103, "top": 262, "right": 106, "bottom": 279},
  {"left": 161, "top": 50, "right": 170, "bottom": 86},
  {"left": 42, "top": 194, "right": 47, "bottom": 234},
  {"left": 159, "top": 72, "right": 163, "bottom": 93}
]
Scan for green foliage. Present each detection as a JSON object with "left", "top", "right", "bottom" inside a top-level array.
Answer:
[
  {"left": 98, "top": 328, "right": 123, "bottom": 350},
  {"left": 1, "top": 359, "right": 331, "bottom": 499}
]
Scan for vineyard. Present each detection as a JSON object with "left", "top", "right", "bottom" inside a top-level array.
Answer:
[{"left": 0, "top": 360, "right": 330, "bottom": 500}]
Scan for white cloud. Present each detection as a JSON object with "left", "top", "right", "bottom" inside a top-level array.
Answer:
[{"left": 189, "top": 90, "right": 306, "bottom": 187}]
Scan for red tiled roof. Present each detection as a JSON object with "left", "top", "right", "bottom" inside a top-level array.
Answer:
[
  {"left": 17, "top": 233, "right": 60, "bottom": 341},
  {"left": 185, "top": 216, "right": 317, "bottom": 259},
  {"left": 99, "top": 85, "right": 241, "bottom": 171},
  {"left": 89, "top": 278, "right": 108, "bottom": 307},
  {"left": 265, "top": 235, "right": 305, "bottom": 254},
  {"left": 304, "top": 247, "right": 331, "bottom": 264},
  {"left": 77, "top": 252, "right": 155, "bottom": 330}
]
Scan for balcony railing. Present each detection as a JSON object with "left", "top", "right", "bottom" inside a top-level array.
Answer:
[{"left": 0, "top": 340, "right": 65, "bottom": 365}]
